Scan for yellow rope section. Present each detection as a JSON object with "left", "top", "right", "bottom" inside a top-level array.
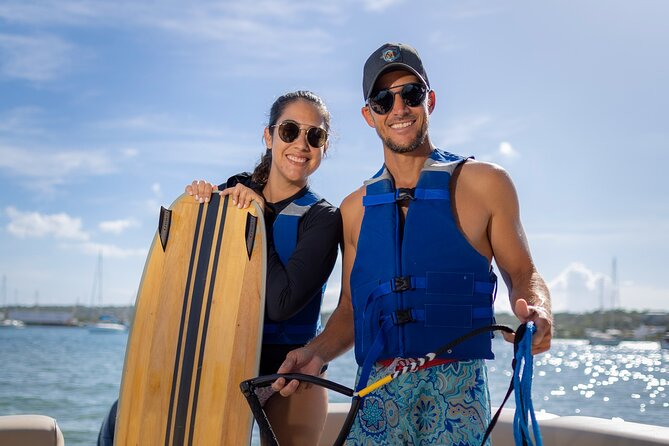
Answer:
[{"left": 355, "top": 375, "right": 393, "bottom": 398}]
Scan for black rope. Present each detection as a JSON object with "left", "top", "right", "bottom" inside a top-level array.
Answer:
[{"left": 239, "top": 324, "right": 529, "bottom": 446}]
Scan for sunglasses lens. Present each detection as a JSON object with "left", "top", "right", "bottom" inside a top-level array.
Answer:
[
  {"left": 369, "top": 90, "right": 394, "bottom": 115},
  {"left": 368, "top": 83, "right": 427, "bottom": 114},
  {"left": 307, "top": 127, "right": 327, "bottom": 148},
  {"left": 278, "top": 121, "right": 300, "bottom": 143},
  {"left": 277, "top": 121, "right": 327, "bottom": 148},
  {"left": 402, "top": 84, "right": 427, "bottom": 107}
]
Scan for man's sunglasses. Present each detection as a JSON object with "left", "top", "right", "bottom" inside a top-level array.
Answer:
[
  {"left": 271, "top": 120, "right": 328, "bottom": 148},
  {"left": 367, "top": 82, "right": 428, "bottom": 115}
]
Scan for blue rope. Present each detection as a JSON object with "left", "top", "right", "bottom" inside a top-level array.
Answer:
[{"left": 513, "top": 321, "right": 543, "bottom": 446}]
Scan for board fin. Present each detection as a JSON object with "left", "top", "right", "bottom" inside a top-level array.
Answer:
[
  {"left": 159, "top": 206, "right": 172, "bottom": 251},
  {"left": 245, "top": 213, "right": 258, "bottom": 259}
]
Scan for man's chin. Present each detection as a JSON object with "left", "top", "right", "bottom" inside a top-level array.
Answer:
[{"left": 384, "top": 136, "right": 423, "bottom": 154}]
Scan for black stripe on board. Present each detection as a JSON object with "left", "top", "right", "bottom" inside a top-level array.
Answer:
[
  {"left": 170, "top": 193, "right": 221, "bottom": 446},
  {"left": 164, "top": 200, "right": 205, "bottom": 446},
  {"left": 187, "top": 195, "right": 229, "bottom": 446}
]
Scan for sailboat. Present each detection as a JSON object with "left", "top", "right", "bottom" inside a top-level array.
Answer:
[
  {"left": 587, "top": 258, "right": 621, "bottom": 346},
  {"left": 0, "top": 275, "right": 24, "bottom": 329},
  {"left": 661, "top": 331, "right": 669, "bottom": 349},
  {"left": 87, "top": 252, "right": 128, "bottom": 334}
]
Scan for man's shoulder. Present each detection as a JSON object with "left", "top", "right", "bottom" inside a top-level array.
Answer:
[
  {"left": 340, "top": 186, "right": 365, "bottom": 222},
  {"left": 341, "top": 186, "right": 365, "bottom": 207},
  {"left": 459, "top": 159, "right": 512, "bottom": 185}
]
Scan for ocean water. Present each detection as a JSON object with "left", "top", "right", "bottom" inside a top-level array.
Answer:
[{"left": 1, "top": 326, "right": 667, "bottom": 446}]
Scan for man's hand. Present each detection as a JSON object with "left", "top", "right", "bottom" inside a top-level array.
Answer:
[
  {"left": 502, "top": 298, "right": 552, "bottom": 355},
  {"left": 271, "top": 345, "right": 325, "bottom": 397}
]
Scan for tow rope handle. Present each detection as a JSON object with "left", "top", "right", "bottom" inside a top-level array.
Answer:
[{"left": 240, "top": 323, "right": 543, "bottom": 446}]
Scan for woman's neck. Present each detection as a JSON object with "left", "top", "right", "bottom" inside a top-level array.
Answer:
[{"left": 262, "top": 177, "right": 306, "bottom": 204}]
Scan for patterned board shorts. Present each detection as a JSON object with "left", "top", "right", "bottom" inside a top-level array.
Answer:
[{"left": 346, "top": 360, "right": 491, "bottom": 446}]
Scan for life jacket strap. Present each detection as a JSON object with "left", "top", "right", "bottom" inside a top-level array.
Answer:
[
  {"left": 362, "top": 187, "right": 450, "bottom": 207},
  {"left": 356, "top": 315, "right": 394, "bottom": 392},
  {"left": 368, "top": 275, "right": 495, "bottom": 301},
  {"left": 356, "top": 304, "right": 494, "bottom": 393}
]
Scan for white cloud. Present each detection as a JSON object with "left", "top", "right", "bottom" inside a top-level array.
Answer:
[
  {"left": 445, "top": 4, "right": 502, "bottom": 20},
  {"left": 77, "top": 241, "right": 147, "bottom": 259},
  {"left": 0, "top": 1, "right": 104, "bottom": 25},
  {"left": 0, "top": 107, "right": 45, "bottom": 134},
  {"left": 0, "top": 144, "right": 116, "bottom": 179},
  {"left": 362, "top": 0, "right": 405, "bottom": 12},
  {"left": 5, "top": 206, "right": 89, "bottom": 241},
  {"left": 0, "top": 33, "right": 74, "bottom": 82},
  {"left": 99, "top": 218, "right": 139, "bottom": 234},
  {"left": 0, "top": 1, "right": 342, "bottom": 81},
  {"left": 100, "top": 114, "right": 229, "bottom": 139},
  {"left": 120, "top": 147, "right": 139, "bottom": 158},
  {"left": 499, "top": 141, "right": 519, "bottom": 158},
  {"left": 546, "top": 262, "right": 615, "bottom": 313}
]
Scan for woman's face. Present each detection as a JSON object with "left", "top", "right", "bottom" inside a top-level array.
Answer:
[{"left": 264, "top": 99, "right": 327, "bottom": 189}]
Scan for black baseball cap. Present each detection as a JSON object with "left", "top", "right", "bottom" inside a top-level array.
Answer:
[{"left": 362, "top": 43, "right": 430, "bottom": 100}]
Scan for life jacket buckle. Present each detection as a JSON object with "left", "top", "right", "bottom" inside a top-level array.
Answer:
[
  {"left": 395, "top": 188, "right": 415, "bottom": 201},
  {"left": 393, "top": 309, "right": 415, "bottom": 324},
  {"left": 392, "top": 276, "right": 411, "bottom": 292}
]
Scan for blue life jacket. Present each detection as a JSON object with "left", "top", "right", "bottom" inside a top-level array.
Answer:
[
  {"left": 262, "top": 189, "right": 325, "bottom": 345},
  {"left": 351, "top": 149, "right": 497, "bottom": 386}
]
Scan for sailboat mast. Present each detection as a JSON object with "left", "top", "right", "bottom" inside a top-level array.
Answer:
[
  {"left": 1, "top": 275, "right": 6, "bottom": 319},
  {"left": 611, "top": 257, "right": 619, "bottom": 309}
]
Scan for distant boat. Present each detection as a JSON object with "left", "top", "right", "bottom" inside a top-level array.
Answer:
[
  {"left": 87, "top": 252, "right": 128, "bottom": 333},
  {"left": 0, "top": 318, "right": 25, "bottom": 328},
  {"left": 586, "top": 328, "right": 621, "bottom": 346},
  {"left": 1, "top": 275, "right": 24, "bottom": 328},
  {"left": 5, "top": 309, "right": 77, "bottom": 326},
  {"left": 88, "top": 315, "right": 127, "bottom": 333},
  {"left": 587, "top": 258, "right": 621, "bottom": 346}
]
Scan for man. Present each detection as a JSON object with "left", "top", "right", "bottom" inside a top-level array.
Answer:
[{"left": 273, "top": 42, "right": 552, "bottom": 445}]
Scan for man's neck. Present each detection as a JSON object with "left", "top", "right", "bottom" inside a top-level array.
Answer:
[{"left": 383, "top": 142, "right": 434, "bottom": 188}]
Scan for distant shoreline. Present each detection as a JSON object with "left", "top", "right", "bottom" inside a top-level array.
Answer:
[{"left": 3, "top": 306, "right": 667, "bottom": 341}]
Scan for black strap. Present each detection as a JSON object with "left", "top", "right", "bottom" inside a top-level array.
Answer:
[
  {"left": 480, "top": 323, "right": 529, "bottom": 446},
  {"left": 239, "top": 324, "right": 524, "bottom": 446}
]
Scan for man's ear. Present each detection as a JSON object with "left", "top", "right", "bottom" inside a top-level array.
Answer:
[
  {"left": 361, "top": 105, "right": 376, "bottom": 128},
  {"left": 427, "top": 90, "right": 436, "bottom": 114}
]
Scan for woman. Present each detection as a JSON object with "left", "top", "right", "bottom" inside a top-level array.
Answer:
[{"left": 98, "top": 91, "right": 340, "bottom": 446}]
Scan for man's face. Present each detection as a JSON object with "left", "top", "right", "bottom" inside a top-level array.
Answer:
[{"left": 362, "top": 70, "right": 432, "bottom": 154}]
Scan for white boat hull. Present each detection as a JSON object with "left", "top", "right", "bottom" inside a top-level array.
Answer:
[{"left": 319, "top": 403, "right": 669, "bottom": 446}]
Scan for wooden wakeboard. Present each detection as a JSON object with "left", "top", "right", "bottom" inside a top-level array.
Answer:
[{"left": 115, "top": 193, "right": 266, "bottom": 445}]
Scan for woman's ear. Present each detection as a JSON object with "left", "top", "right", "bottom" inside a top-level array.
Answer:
[{"left": 263, "top": 126, "right": 273, "bottom": 150}]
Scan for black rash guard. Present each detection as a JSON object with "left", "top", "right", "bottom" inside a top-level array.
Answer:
[{"left": 224, "top": 173, "right": 342, "bottom": 374}]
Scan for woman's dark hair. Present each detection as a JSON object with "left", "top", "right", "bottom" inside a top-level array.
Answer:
[{"left": 251, "top": 91, "right": 331, "bottom": 186}]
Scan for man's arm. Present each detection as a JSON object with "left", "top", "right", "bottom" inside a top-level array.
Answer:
[
  {"left": 272, "top": 188, "right": 363, "bottom": 395},
  {"left": 482, "top": 165, "right": 552, "bottom": 354}
]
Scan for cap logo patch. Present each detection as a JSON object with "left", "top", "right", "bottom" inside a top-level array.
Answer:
[{"left": 381, "top": 48, "right": 400, "bottom": 63}]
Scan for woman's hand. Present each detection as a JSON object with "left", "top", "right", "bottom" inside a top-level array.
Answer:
[
  {"left": 185, "top": 180, "right": 217, "bottom": 203},
  {"left": 219, "top": 183, "right": 265, "bottom": 211}
]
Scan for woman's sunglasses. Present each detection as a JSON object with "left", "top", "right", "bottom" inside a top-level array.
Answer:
[
  {"left": 367, "top": 82, "right": 428, "bottom": 115},
  {"left": 271, "top": 120, "right": 328, "bottom": 149}
]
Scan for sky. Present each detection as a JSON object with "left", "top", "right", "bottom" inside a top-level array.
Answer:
[{"left": 1, "top": 0, "right": 667, "bottom": 315}]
